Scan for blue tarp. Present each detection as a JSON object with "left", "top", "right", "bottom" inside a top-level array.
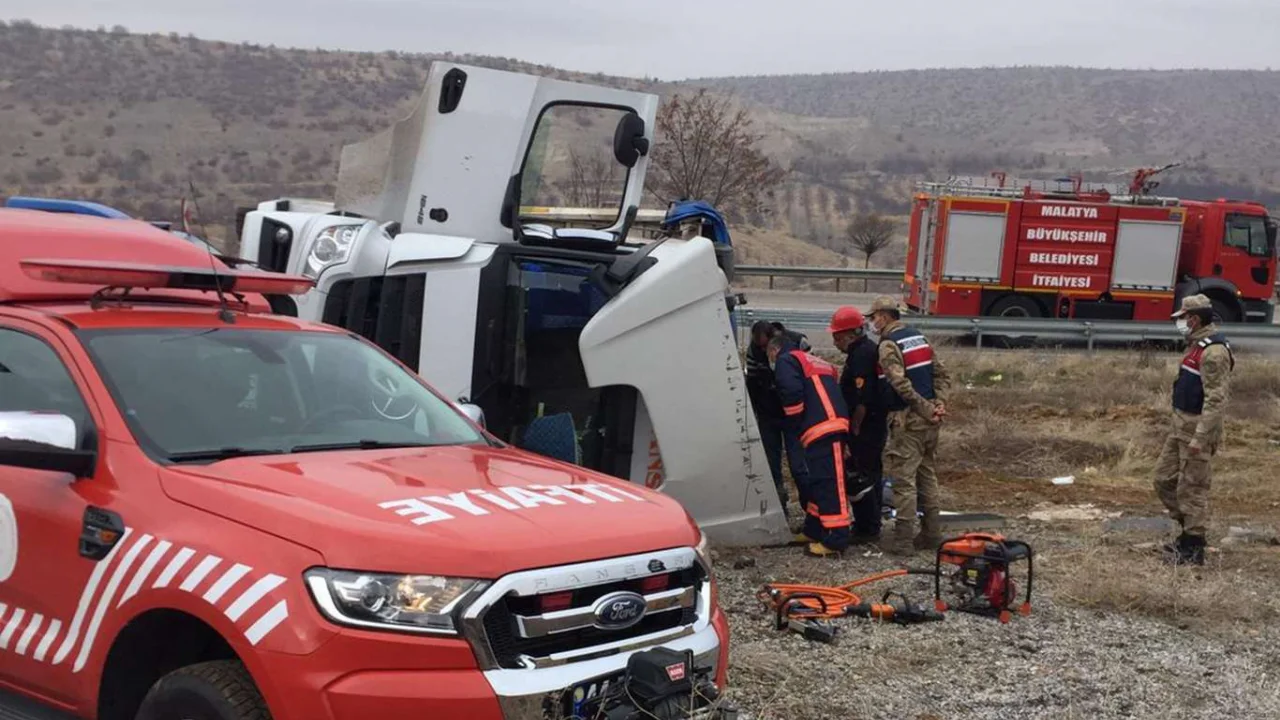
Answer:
[
  {"left": 4, "top": 196, "right": 132, "bottom": 219},
  {"left": 662, "top": 200, "right": 731, "bottom": 246}
]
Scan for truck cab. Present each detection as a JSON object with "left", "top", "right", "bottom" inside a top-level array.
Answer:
[
  {"left": 237, "top": 62, "right": 787, "bottom": 548},
  {"left": 0, "top": 209, "right": 734, "bottom": 720},
  {"left": 1178, "top": 199, "right": 1277, "bottom": 323}
]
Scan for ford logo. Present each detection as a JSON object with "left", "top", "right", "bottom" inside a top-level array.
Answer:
[{"left": 591, "top": 591, "right": 647, "bottom": 630}]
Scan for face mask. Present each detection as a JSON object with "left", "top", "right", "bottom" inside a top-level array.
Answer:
[{"left": 1176, "top": 318, "right": 1191, "bottom": 336}]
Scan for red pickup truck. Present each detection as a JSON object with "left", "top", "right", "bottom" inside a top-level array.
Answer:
[{"left": 0, "top": 209, "right": 731, "bottom": 720}]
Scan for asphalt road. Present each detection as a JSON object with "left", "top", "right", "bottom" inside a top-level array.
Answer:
[{"left": 734, "top": 288, "right": 1280, "bottom": 354}]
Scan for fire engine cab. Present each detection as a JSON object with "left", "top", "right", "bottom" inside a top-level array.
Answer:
[
  {"left": 904, "top": 173, "right": 1277, "bottom": 323},
  {"left": 0, "top": 209, "right": 733, "bottom": 720}
]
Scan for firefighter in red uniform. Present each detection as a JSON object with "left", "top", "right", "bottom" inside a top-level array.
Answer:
[{"left": 766, "top": 333, "right": 852, "bottom": 557}]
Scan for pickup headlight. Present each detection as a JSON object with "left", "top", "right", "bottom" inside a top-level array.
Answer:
[
  {"left": 305, "top": 568, "right": 489, "bottom": 635},
  {"left": 303, "top": 223, "right": 363, "bottom": 279}
]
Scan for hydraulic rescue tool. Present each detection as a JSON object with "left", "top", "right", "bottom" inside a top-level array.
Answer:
[
  {"left": 934, "top": 533, "right": 1034, "bottom": 623},
  {"left": 759, "top": 569, "right": 945, "bottom": 641}
]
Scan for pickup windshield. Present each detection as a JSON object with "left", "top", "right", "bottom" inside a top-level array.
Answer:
[{"left": 79, "top": 328, "right": 485, "bottom": 463}]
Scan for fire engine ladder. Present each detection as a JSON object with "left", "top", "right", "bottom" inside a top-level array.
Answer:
[
  {"left": 917, "top": 176, "right": 1180, "bottom": 205},
  {"left": 918, "top": 201, "right": 940, "bottom": 312},
  {"left": 919, "top": 175, "right": 1131, "bottom": 198}
]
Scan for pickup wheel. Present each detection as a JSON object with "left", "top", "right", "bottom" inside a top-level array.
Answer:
[{"left": 135, "top": 661, "right": 271, "bottom": 720}]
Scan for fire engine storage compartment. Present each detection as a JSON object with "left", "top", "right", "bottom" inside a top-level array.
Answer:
[{"left": 471, "top": 250, "right": 639, "bottom": 480}]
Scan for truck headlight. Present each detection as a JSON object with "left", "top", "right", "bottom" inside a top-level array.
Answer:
[
  {"left": 305, "top": 568, "right": 488, "bottom": 635},
  {"left": 304, "top": 223, "right": 362, "bottom": 279}
]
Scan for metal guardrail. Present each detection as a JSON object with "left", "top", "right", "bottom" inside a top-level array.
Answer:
[
  {"left": 736, "top": 264, "right": 1280, "bottom": 294},
  {"left": 734, "top": 265, "right": 900, "bottom": 290},
  {"left": 734, "top": 307, "right": 1280, "bottom": 349}
]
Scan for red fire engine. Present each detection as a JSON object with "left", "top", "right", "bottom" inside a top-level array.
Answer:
[{"left": 904, "top": 171, "right": 1277, "bottom": 323}]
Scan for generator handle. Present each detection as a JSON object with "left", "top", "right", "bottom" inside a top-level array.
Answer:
[{"left": 1006, "top": 539, "right": 1034, "bottom": 611}]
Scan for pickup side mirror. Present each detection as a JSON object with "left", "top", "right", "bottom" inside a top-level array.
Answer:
[
  {"left": 0, "top": 412, "right": 95, "bottom": 478},
  {"left": 613, "top": 112, "right": 650, "bottom": 169},
  {"left": 455, "top": 400, "right": 486, "bottom": 429}
]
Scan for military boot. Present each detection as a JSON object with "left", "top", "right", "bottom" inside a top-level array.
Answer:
[
  {"left": 884, "top": 520, "right": 917, "bottom": 556},
  {"left": 1174, "top": 534, "right": 1206, "bottom": 566},
  {"left": 913, "top": 510, "right": 943, "bottom": 551}
]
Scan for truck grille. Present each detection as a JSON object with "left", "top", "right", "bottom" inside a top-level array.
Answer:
[{"left": 461, "top": 548, "right": 709, "bottom": 671}]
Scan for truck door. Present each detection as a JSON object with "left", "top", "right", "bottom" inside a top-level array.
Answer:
[
  {"left": 0, "top": 320, "right": 116, "bottom": 706},
  {"left": 334, "top": 61, "right": 656, "bottom": 244},
  {"left": 1219, "top": 210, "right": 1275, "bottom": 307}
]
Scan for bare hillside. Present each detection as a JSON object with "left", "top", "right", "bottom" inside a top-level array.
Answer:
[{"left": 1, "top": 22, "right": 1277, "bottom": 262}]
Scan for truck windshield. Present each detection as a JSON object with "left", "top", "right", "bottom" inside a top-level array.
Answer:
[
  {"left": 519, "top": 104, "right": 630, "bottom": 229},
  {"left": 1225, "top": 214, "right": 1271, "bottom": 257},
  {"left": 79, "top": 328, "right": 486, "bottom": 463}
]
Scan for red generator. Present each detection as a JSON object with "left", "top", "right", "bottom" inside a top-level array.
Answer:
[{"left": 903, "top": 173, "right": 1277, "bottom": 324}]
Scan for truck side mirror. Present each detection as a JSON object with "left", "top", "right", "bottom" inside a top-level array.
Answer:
[
  {"left": 0, "top": 412, "right": 95, "bottom": 478},
  {"left": 455, "top": 400, "right": 486, "bottom": 429},
  {"left": 613, "top": 112, "right": 650, "bottom": 169}
]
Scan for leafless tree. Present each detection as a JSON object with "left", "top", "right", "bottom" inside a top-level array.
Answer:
[
  {"left": 562, "top": 147, "right": 616, "bottom": 208},
  {"left": 846, "top": 213, "right": 897, "bottom": 289},
  {"left": 646, "top": 88, "right": 783, "bottom": 217}
]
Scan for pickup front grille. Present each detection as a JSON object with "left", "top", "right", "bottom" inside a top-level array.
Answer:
[{"left": 461, "top": 548, "right": 709, "bottom": 672}]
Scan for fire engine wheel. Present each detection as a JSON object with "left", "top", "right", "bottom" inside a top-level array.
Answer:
[
  {"left": 135, "top": 660, "right": 271, "bottom": 720},
  {"left": 987, "top": 295, "right": 1045, "bottom": 319},
  {"left": 1209, "top": 297, "right": 1239, "bottom": 324}
]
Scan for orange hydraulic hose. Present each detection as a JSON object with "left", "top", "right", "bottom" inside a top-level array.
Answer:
[{"left": 759, "top": 569, "right": 935, "bottom": 620}]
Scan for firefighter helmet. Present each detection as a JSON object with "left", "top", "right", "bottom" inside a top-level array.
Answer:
[{"left": 827, "top": 306, "right": 866, "bottom": 334}]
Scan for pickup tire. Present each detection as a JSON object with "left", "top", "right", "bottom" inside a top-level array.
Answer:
[{"left": 135, "top": 660, "right": 271, "bottom": 720}]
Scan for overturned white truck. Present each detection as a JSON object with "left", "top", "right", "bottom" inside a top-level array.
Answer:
[{"left": 237, "top": 62, "right": 789, "bottom": 547}]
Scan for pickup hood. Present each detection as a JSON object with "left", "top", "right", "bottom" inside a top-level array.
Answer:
[{"left": 159, "top": 445, "right": 700, "bottom": 579}]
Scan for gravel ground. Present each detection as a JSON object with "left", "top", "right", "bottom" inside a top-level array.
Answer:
[{"left": 711, "top": 519, "right": 1280, "bottom": 720}]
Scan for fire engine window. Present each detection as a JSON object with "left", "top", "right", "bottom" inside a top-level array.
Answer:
[
  {"left": 1225, "top": 214, "right": 1270, "bottom": 257},
  {"left": 0, "top": 329, "right": 93, "bottom": 448},
  {"left": 519, "top": 104, "right": 630, "bottom": 229},
  {"left": 79, "top": 328, "right": 484, "bottom": 463}
]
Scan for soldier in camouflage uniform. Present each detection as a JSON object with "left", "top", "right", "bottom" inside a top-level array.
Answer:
[
  {"left": 1154, "top": 294, "right": 1234, "bottom": 566},
  {"left": 868, "top": 296, "right": 952, "bottom": 555}
]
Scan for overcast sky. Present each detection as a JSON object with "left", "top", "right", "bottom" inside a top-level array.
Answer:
[{"left": 3, "top": 0, "right": 1277, "bottom": 79}]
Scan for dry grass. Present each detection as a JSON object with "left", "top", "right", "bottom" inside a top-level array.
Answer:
[
  {"left": 933, "top": 349, "right": 1280, "bottom": 520},
  {"left": 1047, "top": 532, "right": 1280, "bottom": 631}
]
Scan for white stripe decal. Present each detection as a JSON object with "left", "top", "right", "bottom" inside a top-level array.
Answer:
[
  {"left": 16, "top": 613, "right": 43, "bottom": 656},
  {"left": 0, "top": 607, "right": 26, "bottom": 650},
  {"left": 73, "top": 534, "right": 153, "bottom": 672},
  {"left": 244, "top": 600, "right": 288, "bottom": 646},
  {"left": 179, "top": 556, "right": 223, "bottom": 593},
  {"left": 153, "top": 547, "right": 196, "bottom": 589},
  {"left": 905, "top": 360, "right": 933, "bottom": 371},
  {"left": 203, "top": 564, "right": 252, "bottom": 605},
  {"left": 0, "top": 603, "right": 7, "bottom": 620},
  {"left": 34, "top": 619, "right": 62, "bottom": 662},
  {"left": 120, "top": 540, "right": 172, "bottom": 607},
  {"left": 225, "top": 574, "right": 286, "bottom": 622},
  {"left": 53, "top": 527, "right": 134, "bottom": 665}
]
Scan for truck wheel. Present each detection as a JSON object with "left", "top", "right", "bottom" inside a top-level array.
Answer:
[
  {"left": 135, "top": 661, "right": 271, "bottom": 720},
  {"left": 1209, "top": 298, "right": 1239, "bottom": 323},
  {"left": 987, "top": 294, "right": 1044, "bottom": 318}
]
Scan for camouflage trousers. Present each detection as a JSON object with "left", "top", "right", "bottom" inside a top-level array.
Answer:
[
  {"left": 883, "top": 411, "right": 941, "bottom": 539},
  {"left": 1152, "top": 411, "right": 1217, "bottom": 537}
]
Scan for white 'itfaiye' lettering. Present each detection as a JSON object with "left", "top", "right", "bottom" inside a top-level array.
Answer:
[
  {"left": 1024, "top": 227, "right": 1109, "bottom": 244},
  {"left": 1039, "top": 205, "right": 1100, "bottom": 219},
  {"left": 1027, "top": 252, "right": 1101, "bottom": 266},
  {"left": 379, "top": 483, "right": 648, "bottom": 526},
  {"left": 1030, "top": 274, "right": 1093, "bottom": 289}
]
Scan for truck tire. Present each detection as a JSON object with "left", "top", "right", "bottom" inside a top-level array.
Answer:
[
  {"left": 1209, "top": 297, "right": 1239, "bottom": 324},
  {"left": 135, "top": 661, "right": 271, "bottom": 720},
  {"left": 987, "top": 294, "right": 1045, "bottom": 318}
]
